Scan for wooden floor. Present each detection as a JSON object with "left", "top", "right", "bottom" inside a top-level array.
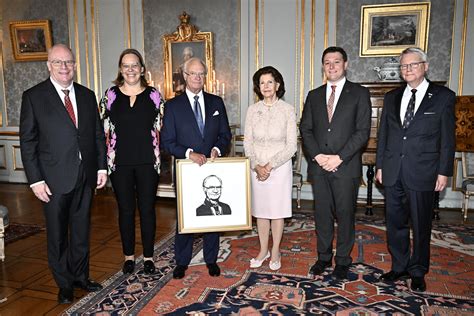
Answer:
[{"left": 0, "top": 182, "right": 471, "bottom": 315}]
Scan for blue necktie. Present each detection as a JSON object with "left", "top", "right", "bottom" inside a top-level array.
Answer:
[
  {"left": 402, "top": 89, "right": 417, "bottom": 129},
  {"left": 193, "top": 95, "right": 204, "bottom": 136}
]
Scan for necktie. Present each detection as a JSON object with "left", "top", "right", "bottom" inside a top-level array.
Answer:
[
  {"left": 402, "top": 89, "right": 417, "bottom": 129},
  {"left": 62, "top": 89, "right": 77, "bottom": 127},
  {"left": 327, "top": 85, "right": 336, "bottom": 123},
  {"left": 193, "top": 95, "right": 204, "bottom": 136},
  {"left": 213, "top": 205, "right": 221, "bottom": 215}
]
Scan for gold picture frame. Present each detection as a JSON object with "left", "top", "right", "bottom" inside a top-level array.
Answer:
[
  {"left": 162, "top": 12, "right": 214, "bottom": 100},
  {"left": 360, "top": 2, "right": 430, "bottom": 57},
  {"left": 176, "top": 157, "right": 252, "bottom": 234},
  {"left": 9, "top": 20, "right": 52, "bottom": 61}
]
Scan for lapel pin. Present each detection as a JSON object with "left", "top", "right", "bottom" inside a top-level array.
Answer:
[{"left": 428, "top": 93, "right": 433, "bottom": 99}]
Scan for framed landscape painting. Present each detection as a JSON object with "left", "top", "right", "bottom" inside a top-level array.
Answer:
[
  {"left": 10, "top": 20, "right": 52, "bottom": 61},
  {"left": 360, "top": 2, "right": 430, "bottom": 57}
]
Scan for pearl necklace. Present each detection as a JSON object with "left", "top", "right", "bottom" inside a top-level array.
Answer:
[{"left": 262, "top": 98, "right": 278, "bottom": 107}]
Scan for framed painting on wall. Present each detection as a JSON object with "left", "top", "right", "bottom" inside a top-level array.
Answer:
[
  {"left": 9, "top": 20, "right": 53, "bottom": 61},
  {"left": 176, "top": 157, "right": 252, "bottom": 234},
  {"left": 162, "top": 11, "right": 213, "bottom": 100},
  {"left": 360, "top": 2, "right": 430, "bottom": 57}
]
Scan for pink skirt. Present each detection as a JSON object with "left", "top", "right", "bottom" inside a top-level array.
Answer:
[{"left": 251, "top": 160, "right": 292, "bottom": 219}]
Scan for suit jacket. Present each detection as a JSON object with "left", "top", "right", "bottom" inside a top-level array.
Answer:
[
  {"left": 375, "top": 81, "right": 456, "bottom": 191},
  {"left": 300, "top": 80, "right": 371, "bottom": 178},
  {"left": 196, "top": 199, "right": 232, "bottom": 216},
  {"left": 161, "top": 92, "right": 232, "bottom": 158},
  {"left": 20, "top": 79, "right": 107, "bottom": 194}
]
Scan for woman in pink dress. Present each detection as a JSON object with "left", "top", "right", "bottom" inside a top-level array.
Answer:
[{"left": 244, "top": 66, "right": 297, "bottom": 270}]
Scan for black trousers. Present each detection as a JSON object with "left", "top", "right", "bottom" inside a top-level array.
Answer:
[
  {"left": 110, "top": 164, "right": 159, "bottom": 258},
  {"left": 311, "top": 174, "right": 359, "bottom": 266},
  {"left": 385, "top": 173, "right": 434, "bottom": 277},
  {"left": 174, "top": 231, "right": 220, "bottom": 266},
  {"left": 44, "top": 163, "right": 92, "bottom": 289}
]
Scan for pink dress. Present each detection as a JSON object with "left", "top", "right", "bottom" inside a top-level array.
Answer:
[{"left": 244, "top": 100, "right": 297, "bottom": 219}]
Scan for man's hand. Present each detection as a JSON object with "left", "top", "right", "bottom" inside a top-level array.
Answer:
[
  {"left": 210, "top": 148, "right": 219, "bottom": 161},
  {"left": 319, "top": 154, "right": 342, "bottom": 172},
  {"left": 96, "top": 173, "right": 107, "bottom": 189},
  {"left": 32, "top": 182, "right": 52, "bottom": 203},
  {"left": 314, "top": 154, "right": 328, "bottom": 166},
  {"left": 435, "top": 175, "right": 448, "bottom": 192},
  {"left": 375, "top": 169, "right": 382, "bottom": 184},
  {"left": 190, "top": 152, "right": 207, "bottom": 166}
]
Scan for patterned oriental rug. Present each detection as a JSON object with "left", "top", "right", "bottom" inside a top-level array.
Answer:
[
  {"left": 5, "top": 223, "right": 44, "bottom": 244},
  {"left": 64, "top": 214, "right": 474, "bottom": 315}
]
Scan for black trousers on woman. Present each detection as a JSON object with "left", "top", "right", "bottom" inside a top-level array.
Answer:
[{"left": 110, "top": 164, "right": 159, "bottom": 258}]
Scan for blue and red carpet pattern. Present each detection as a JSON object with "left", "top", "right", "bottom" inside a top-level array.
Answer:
[{"left": 64, "top": 213, "right": 474, "bottom": 315}]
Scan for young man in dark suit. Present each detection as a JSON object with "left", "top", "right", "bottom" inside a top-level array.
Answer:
[
  {"left": 20, "top": 44, "right": 107, "bottom": 304},
  {"left": 161, "top": 57, "right": 232, "bottom": 279},
  {"left": 300, "top": 46, "right": 371, "bottom": 280},
  {"left": 375, "top": 47, "right": 455, "bottom": 292}
]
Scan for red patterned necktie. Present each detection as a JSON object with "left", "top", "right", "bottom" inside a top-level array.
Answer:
[
  {"left": 62, "top": 89, "right": 77, "bottom": 127},
  {"left": 327, "top": 85, "right": 337, "bottom": 123}
]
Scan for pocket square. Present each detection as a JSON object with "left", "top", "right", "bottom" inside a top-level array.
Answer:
[
  {"left": 424, "top": 112, "right": 436, "bottom": 115},
  {"left": 212, "top": 110, "right": 219, "bottom": 116}
]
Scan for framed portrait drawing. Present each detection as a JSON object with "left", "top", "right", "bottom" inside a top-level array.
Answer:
[
  {"left": 9, "top": 20, "right": 53, "bottom": 61},
  {"left": 176, "top": 157, "right": 252, "bottom": 234},
  {"left": 360, "top": 2, "right": 430, "bottom": 57},
  {"left": 162, "top": 12, "right": 214, "bottom": 99}
]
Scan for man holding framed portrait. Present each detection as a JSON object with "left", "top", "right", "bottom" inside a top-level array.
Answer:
[{"left": 161, "top": 57, "right": 232, "bottom": 279}]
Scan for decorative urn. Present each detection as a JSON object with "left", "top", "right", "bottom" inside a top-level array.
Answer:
[{"left": 373, "top": 57, "right": 401, "bottom": 81}]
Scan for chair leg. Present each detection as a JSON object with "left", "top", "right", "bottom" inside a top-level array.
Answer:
[
  {"left": 464, "top": 194, "right": 470, "bottom": 221},
  {"left": 0, "top": 218, "right": 4, "bottom": 261},
  {"left": 296, "top": 186, "right": 301, "bottom": 209}
]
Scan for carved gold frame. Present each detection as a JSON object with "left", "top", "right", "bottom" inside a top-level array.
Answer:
[
  {"left": 360, "top": 2, "right": 430, "bottom": 57},
  {"left": 9, "top": 20, "right": 52, "bottom": 61},
  {"left": 162, "top": 12, "right": 214, "bottom": 100}
]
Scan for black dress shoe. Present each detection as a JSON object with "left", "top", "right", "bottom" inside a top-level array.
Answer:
[
  {"left": 173, "top": 265, "right": 188, "bottom": 279},
  {"left": 379, "top": 270, "right": 410, "bottom": 282},
  {"left": 144, "top": 260, "right": 156, "bottom": 275},
  {"left": 206, "top": 263, "right": 221, "bottom": 277},
  {"left": 332, "top": 265, "right": 349, "bottom": 280},
  {"left": 58, "top": 288, "right": 73, "bottom": 304},
  {"left": 411, "top": 276, "right": 426, "bottom": 292},
  {"left": 309, "top": 260, "right": 331, "bottom": 276},
  {"left": 122, "top": 260, "right": 135, "bottom": 274},
  {"left": 73, "top": 279, "right": 103, "bottom": 292}
]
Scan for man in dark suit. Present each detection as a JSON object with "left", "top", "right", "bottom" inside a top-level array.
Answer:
[
  {"left": 196, "top": 175, "right": 232, "bottom": 216},
  {"left": 300, "top": 46, "right": 371, "bottom": 280},
  {"left": 375, "top": 47, "right": 455, "bottom": 292},
  {"left": 19, "top": 44, "right": 107, "bottom": 304},
  {"left": 161, "top": 57, "right": 232, "bottom": 279}
]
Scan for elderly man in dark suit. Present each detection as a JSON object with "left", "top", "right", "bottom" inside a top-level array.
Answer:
[
  {"left": 375, "top": 47, "right": 455, "bottom": 292},
  {"left": 20, "top": 44, "right": 107, "bottom": 304},
  {"left": 300, "top": 46, "right": 371, "bottom": 280},
  {"left": 196, "top": 175, "right": 232, "bottom": 216},
  {"left": 161, "top": 57, "right": 232, "bottom": 279}
]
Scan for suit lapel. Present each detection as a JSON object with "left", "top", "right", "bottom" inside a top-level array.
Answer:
[
  {"left": 203, "top": 93, "right": 213, "bottom": 137},
  {"left": 74, "top": 83, "right": 84, "bottom": 131},
  {"left": 183, "top": 93, "right": 203, "bottom": 137},
  {"left": 394, "top": 87, "right": 404, "bottom": 128},
  {"left": 412, "top": 83, "right": 438, "bottom": 122},
  {"left": 45, "top": 80, "right": 76, "bottom": 129}
]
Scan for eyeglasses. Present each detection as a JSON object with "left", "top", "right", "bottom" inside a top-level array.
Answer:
[
  {"left": 399, "top": 61, "right": 426, "bottom": 71},
  {"left": 204, "top": 186, "right": 222, "bottom": 190},
  {"left": 121, "top": 63, "right": 141, "bottom": 70},
  {"left": 185, "top": 71, "right": 206, "bottom": 78},
  {"left": 50, "top": 60, "right": 75, "bottom": 68}
]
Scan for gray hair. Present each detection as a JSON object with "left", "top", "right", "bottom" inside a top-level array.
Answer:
[
  {"left": 47, "top": 43, "right": 75, "bottom": 60},
  {"left": 399, "top": 47, "right": 428, "bottom": 63},
  {"left": 183, "top": 57, "right": 207, "bottom": 74},
  {"left": 202, "top": 175, "right": 222, "bottom": 188}
]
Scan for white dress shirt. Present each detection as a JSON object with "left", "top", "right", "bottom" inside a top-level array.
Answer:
[
  {"left": 400, "top": 78, "right": 429, "bottom": 122},
  {"left": 326, "top": 77, "right": 346, "bottom": 116}
]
